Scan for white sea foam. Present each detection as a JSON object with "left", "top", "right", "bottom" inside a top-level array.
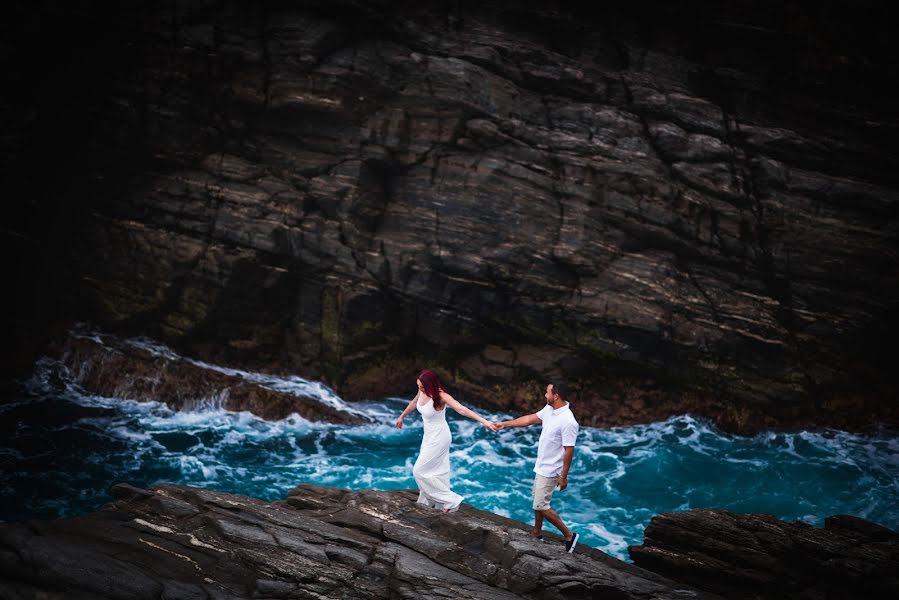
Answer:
[{"left": 587, "top": 522, "right": 630, "bottom": 557}]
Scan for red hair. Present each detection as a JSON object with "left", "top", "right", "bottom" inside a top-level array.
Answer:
[{"left": 418, "top": 369, "right": 445, "bottom": 410}]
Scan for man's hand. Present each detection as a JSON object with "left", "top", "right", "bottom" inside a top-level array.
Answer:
[
  {"left": 559, "top": 446, "right": 574, "bottom": 491},
  {"left": 493, "top": 421, "right": 507, "bottom": 431}
]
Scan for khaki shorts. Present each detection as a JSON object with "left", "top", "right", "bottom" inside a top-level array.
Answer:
[{"left": 532, "top": 474, "right": 559, "bottom": 511}]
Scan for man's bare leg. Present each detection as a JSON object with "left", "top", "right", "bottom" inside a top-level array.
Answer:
[
  {"left": 539, "top": 508, "right": 573, "bottom": 541},
  {"left": 532, "top": 510, "right": 544, "bottom": 538}
]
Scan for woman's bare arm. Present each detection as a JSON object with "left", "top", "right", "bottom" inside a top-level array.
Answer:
[
  {"left": 395, "top": 391, "right": 421, "bottom": 429},
  {"left": 442, "top": 393, "right": 498, "bottom": 431}
]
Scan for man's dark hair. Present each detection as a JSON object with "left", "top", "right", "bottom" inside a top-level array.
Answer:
[{"left": 551, "top": 382, "right": 570, "bottom": 400}]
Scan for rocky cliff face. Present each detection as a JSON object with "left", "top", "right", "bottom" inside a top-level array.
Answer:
[{"left": 5, "top": 1, "right": 898, "bottom": 431}]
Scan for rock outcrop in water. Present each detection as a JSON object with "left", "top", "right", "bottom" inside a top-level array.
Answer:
[
  {"left": 6, "top": 1, "right": 898, "bottom": 432},
  {"left": 629, "top": 508, "right": 899, "bottom": 599},
  {"left": 45, "top": 329, "right": 366, "bottom": 425},
  {"left": 0, "top": 483, "right": 717, "bottom": 599}
]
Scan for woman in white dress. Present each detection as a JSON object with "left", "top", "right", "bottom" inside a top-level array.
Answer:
[{"left": 394, "top": 369, "right": 497, "bottom": 512}]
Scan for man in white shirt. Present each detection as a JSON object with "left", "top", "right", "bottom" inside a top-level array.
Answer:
[{"left": 495, "top": 382, "right": 580, "bottom": 553}]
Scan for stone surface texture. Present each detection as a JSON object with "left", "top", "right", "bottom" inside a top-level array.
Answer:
[
  {"left": 5, "top": 1, "right": 898, "bottom": 431},
  {"left": 0, "top": 483, "right": 717, "bottom": 599},
  {"left": 629, "top": 508, "right": 899, "bottom": 599}
]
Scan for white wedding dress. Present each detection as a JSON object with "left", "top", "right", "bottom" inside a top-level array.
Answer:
[{"left": 413, "top": 394, "right": 464, "bottom": 511}]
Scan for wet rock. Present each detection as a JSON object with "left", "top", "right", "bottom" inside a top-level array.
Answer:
[
  {"left": 46, "top": 329, "right": 366, "bottom": 425},
  {"left": 0, "top": 483, "right": 717, "bottom": 599},
  {"left": 629, "top": 508, "right": 899, "bottom": 599}
]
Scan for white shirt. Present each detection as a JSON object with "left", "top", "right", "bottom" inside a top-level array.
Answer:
[{"left": 534, "top": 402, "right": 579, "bottom": 477}]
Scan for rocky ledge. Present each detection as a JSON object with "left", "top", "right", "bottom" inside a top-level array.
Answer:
[
  {"left": 629, "top": 508, "right": 899, "bottom": 599},
  {"left": 0, "top": 483, "right": 714, "bottom": 600},
  {"left": 44, "top": 329, "right": 366, "bottom": 425},
  {"left": 2, "top": 484, "right": 896, "bottom": 600}
]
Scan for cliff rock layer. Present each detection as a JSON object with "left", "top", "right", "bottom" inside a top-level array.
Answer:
[{"left": 5, "top": 1, "right": 898, "bottom": 431}]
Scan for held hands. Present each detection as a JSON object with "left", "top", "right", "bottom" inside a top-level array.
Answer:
[
  {"left": 395, "top": 416, "right": 404, "bottom": 429},
  {"left": 483, "top": 420, "right": 510, "bottom": 432},
  {"left": 557, "top": 476, "right": 568, "bottom": 491}
]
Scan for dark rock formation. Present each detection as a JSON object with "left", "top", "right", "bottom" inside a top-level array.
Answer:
[
  {"left": 629, "top": 508, "right": 899, "bottom": 599},
  {"left": 45, "top": 328, "right": 366, "bottom": 424},
  {"left": 0, "top": 483, "right": 718, "bottom": 599},
  {"left": 5, "top": 1, "right": 898, "bottom": 431}
]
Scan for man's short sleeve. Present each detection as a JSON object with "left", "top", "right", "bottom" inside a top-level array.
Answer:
[
  {"left": 536, "top": 405, "right": 552, "bottom": 421},
  {"left": 562, "top": 421, "right": 579, "bottom": 446}
]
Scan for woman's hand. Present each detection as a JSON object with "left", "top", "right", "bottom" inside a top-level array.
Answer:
[
  {"left": 482, "top": 420, "right": 498, "bottom": 432},
  {"left": 395, "top": 416, "right": 404, "bottom": 429}
]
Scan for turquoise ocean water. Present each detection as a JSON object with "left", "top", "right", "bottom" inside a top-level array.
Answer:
[{"left": 2, "top": 339, "right": 898, "bottom": 561}]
